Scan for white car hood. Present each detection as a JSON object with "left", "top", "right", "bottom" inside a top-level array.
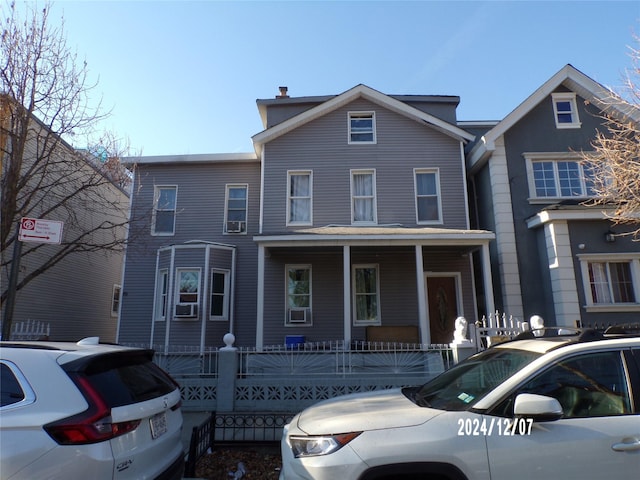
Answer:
[{"left": 296, "top": 388, "right": 443, "bottom": 434}]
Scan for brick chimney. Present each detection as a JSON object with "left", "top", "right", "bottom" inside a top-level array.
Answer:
[{"left": 277, "top": 86, "right": 289, "bottom": 99}]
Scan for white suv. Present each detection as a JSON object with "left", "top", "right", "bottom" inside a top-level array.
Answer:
[
  {"left": 280, "top": 328, "right": 640, "bottom": 479},
  {"left": 0, "top": 338, "right": 184, "bottom": 480}
]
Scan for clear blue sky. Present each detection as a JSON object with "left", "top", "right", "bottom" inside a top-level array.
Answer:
[{"left": 41, "top": 0, "right": 640, "bottom": 156}]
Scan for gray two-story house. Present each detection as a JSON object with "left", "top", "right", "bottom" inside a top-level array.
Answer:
[
  {"left": 118, "top": 85, "right": 496, "bottom": 350},
  {"left": 467, "top": 64, "right": 640, "bottom": 328}
]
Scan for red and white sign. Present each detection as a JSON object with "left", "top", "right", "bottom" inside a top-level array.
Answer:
[{"left": 18, "top": 217, "right": 64, "bottom": 244}]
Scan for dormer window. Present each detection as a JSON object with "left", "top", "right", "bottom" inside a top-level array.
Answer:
[
  {"left": 552, "top": 93, "right": 581, "bottom": 129},
  {"left": 349, "top": 112, "right": 376, "bottom": 144}
]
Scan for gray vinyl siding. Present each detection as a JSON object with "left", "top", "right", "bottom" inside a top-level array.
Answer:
[
  {"left": 118, "top": 160, "right": 261, "bottom": 347},
  {"left": 262, "top": 99, "right": 468, "bottom": 233}
]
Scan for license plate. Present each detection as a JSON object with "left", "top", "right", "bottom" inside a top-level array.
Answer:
[{"left": 150, "top": 412, "right": 167, "bottom": 440}]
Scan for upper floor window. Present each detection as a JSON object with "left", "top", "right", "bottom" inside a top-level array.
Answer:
[
  {"left": 225, "top": 185, "right": 247, "bottom": 234},
  {"left": 210, "top": 269, "right": 230, "bottom": 321},
  {"left": 353, "top": 264, "right": 381, "bottom": 325},
  {"left": 414, "top": 169, "right": 442, "bottom": 223},
  {"left": 351, "top": 170, "right": 377, "bottom": 224},
  {"left": 286, "top": 265, "right": 312, "bottom": 326},
  {"left": 287, "top": 171, "right": 312, "bottom": 225},
  {"left": 525, "top": 153, "right": 595, "bottom": 200},
  {"left": 552, "top": 92, "right": 581, "bottom": 129},
  {"left": 579, "top": 255, "right": 640, "bottom": 312},
  {"left": 152, "top": 186, "right": 177, "bottom": 235},
  {"left": 349, "top": 112, "right": 376, "bottom": 144}
]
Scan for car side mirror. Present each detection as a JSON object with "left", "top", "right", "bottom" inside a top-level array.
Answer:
[{"left": 514, "top": 393, "right": 563, "bottom": 422}]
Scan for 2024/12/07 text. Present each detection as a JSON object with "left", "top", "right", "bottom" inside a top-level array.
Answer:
[{"left": 457, "top": 417, "right": 533, "bottom": 436}]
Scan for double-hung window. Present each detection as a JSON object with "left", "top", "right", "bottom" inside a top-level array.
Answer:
[
  {"left": 111, "top": 285, "right": 121, "bottom": 317},
  {"left": 287, "top": 171, "right": 312, "bottom": 225},
  {"left": 174, "top": 268, "right": 200, "bottom": 318},
  {"left": 351, "top": 170, "right": 377, "bottom": 224},
  {"left": 349, "top": 112, "right": 376, "bottom": 144},
  {"left": 526, "top": 153, "right": 595, "bottom": 200},
  {"left": 286, "top": 265, "right": 311, "bottom": 326},
  {"left": 154, "top": 269, "right": 168, "bottom": 321},
  {"left": 152, "top": 186, "right": 177, "bottom": 235},
  {"left": 353, "top": 264, "right": 381, "bottom": 325},
  {"left": 552, "top": 92, "right": 581, "bottom": 128},
  {"left": 579, "top": 255, "right": 640, "bottom": 312},
  {"left": 414, "top": 169, "right": 442, "bottom": 223},
  {"left": 210, "top": 269, "right": 230, "bottom": 320},
  {"left": 225, "top": 185, "right": 247, "bottom": 233}
]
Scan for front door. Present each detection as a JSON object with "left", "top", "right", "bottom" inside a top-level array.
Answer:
[{"left": 427, "top": 275, "right": 459, "bottom": 344}]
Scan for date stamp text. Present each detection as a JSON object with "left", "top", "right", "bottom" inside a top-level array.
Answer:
[{"left": 457, "top": 417, "right": 533, "bottom": 436}]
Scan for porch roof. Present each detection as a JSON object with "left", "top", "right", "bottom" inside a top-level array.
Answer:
[{"left": 254, "top": 225, "right": 494, "bottom": 247}]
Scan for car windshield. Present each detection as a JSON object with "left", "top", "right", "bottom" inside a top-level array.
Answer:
[{"left": 414, "top": 348, "right": 541, "bottom": 411}]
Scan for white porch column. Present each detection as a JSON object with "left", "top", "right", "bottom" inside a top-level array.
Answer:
[
  {"left": 343, "top": 245, "right": 351, "bottom": 345},
  {"left": 481, "top": 242, "right": 496, "bottom": 315},
  {"left": 256, "top": 244, "right": 265, "bottom": 351},
  {"left": 415, "top": 245, "right": 429, "bottom": 345}
]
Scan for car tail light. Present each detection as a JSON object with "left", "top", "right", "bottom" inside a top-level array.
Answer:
[{"left": 44, "top": 375, "right": 141, "bottom": 445}]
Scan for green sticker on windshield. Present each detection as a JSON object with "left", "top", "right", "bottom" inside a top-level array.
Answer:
[{"left": 458, "top": 392, "right": 475, "bottom": 403}]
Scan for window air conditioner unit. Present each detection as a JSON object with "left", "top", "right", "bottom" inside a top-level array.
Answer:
[
  {"left": 175, "top": 303, "right": 198, "bottom": 318},
  {"left": 226, "top": 221, "right": 244, "bottom": 233},
  {"left": 288, "top": 308, "right": 308, "bottom": 324}
]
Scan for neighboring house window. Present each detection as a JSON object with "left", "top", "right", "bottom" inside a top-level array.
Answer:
[
  {"left": 552, "top": 92, "right": 581, "bottom": 128},
  {"left": 152, "top": 186, "right": 177, "bottom": 235},
  {"left": 414, "top": 169, "right": 442, "bottom": 223},
  {"left": 351, "top": 170, "right": 377, "bottom": 224},
  {"left": 174, "top": 268, "right": 200, "bottom": 318},
  {"left": 210, "top": 269, "right": 230, "bottom": 321},
  {"left": 525, "top": 153, "right": 595, "bottom": 199},
  {"left": 286, "top": 265, "right": 311, "bottom": 326},
  {"left": 287, "top": 171, "right": 312, "bottom": 225},
  {"left": 225, "top": 185, "right": 247, "bottom": 234},
  {"left": 155, "top": 269, "right": 168, "bottom": 321},
  {"left": 348, "top": 112, "right": 376, "bottom": 144},
  {"left": 111, "top": 284, "right": 121, "bottom": 317},
  {"left": 353, "top": 264, "right": 381, "bottom": 325},
  {"left": 579, "top": 255, "right": 640, "bottom": 311}
]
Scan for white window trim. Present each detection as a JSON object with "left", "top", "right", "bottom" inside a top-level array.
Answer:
[
  {"left": 174, "top": 267, "right": 201, "bottom": 320},
  {"left": 224, "top": 184, "right": 248, "bottom": 235},
  {"left": 152, "top": 185, "right": 177, "bottom": 236},
  {"left": 552, "top": 92, "right": 581, "bottom": 129},
  {"left": 348, "top": 111, "right": 376, "bottom": 144},
  {"left": 524, "top": 152, "right": 593, "bottom": 202},
  {"left": 352, "top": 263, "right": 381, "bottom": 326},
  {"left": 154, "top": 268, "right": 169, "bottom": 322},
  {"left": 285, "top": 264, "right": 312, "bottom": 327},
  {"left": 350, "top": 169, "right": 378, "bottom": 225},
  {"left": 111, "top": 284, "right": 121, "bottom": 317},
  {"left": 578, "top": 254, "right": 640, "bottom": 312},
  {"left": 209, "top": 268, "right": 230, "bottom": 321},
  {"left": 414, "top": 168, "right": 443, "bottom": 224},
  {"left": 286, "top": 170, "right": 313, "bottom": 226}
]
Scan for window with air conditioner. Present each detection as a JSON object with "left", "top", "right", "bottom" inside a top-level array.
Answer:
[
  {"left": 286, "top": 265, "right": 312, "bottom": 326},
  {"left": 225, "top": 185, "right": 247, "bottom": 234},
  {"left": 174, "top": 268, "right": 200, "bottom": 319}
]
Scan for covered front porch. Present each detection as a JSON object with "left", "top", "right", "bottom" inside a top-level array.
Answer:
[{"left": 254, "top": 226, "right": 495, "bottom": 350}]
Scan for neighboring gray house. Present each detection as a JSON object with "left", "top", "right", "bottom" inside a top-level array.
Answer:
[
  {"left": 466, "top": 64, "right": 640, "bottom": 327},
  {"left": 118, "top": 85, "right": 496, "bottom": 350},
  {"left": 1, "top": 103, "right": 129, "bottom": 342}
]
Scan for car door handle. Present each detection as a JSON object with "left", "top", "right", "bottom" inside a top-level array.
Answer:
[{"left": 612, "top": 438, "right": 640, "bottom": 452}]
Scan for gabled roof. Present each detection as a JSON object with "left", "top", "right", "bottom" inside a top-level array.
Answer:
[
  {"left": 467, "top": 64, "right": 640, "bottom": 173},
  {"left": 251, "top": 84, "right": 475, "bottom": 156}
]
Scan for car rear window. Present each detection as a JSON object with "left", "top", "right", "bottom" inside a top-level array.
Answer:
[
  {"left": 0, "top": 363, "right": 25, "bottom": 407},
  {"left": 65, "top": 351, "right": 177, "bottom": 407}
]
